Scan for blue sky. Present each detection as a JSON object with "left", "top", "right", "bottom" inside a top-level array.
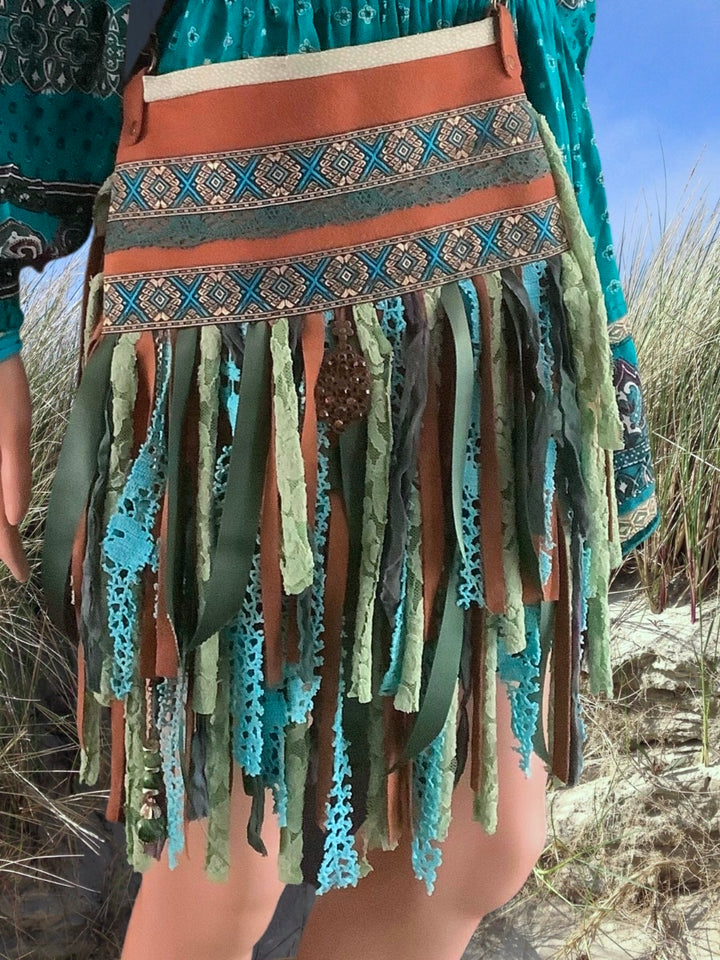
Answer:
[{"left": 586, "top": 0, "right": 720, "bottom": 259}]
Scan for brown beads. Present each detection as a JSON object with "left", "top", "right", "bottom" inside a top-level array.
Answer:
[{"left": 315, "top": 311, "right": 371, "bottom": 434}]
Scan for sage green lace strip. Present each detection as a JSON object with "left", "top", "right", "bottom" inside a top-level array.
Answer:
[
  {"left": 83, "top": 272, "right": 105, "bottom": 361},
  {"left": 79, "top": 689, "right": 101, "bottom": 785},
  {"left": 474, "top": 617, "right": 499, "bottom": 833},
  {"left": 535, "top": 110, "right": 623, "bottom": 456},
  {"left": 269, "top": 318, "right": 314, "bottom": 595},
  {"left": 205, "top": 629, "right": 232, "bottom": 882},
  {"left": 437, "top": 679, "right": 460, "bottom": 842},
  {"left": 359, "top": 687, "right": 397, "bottom": 867},
  {"left": 349, "top": 302, "right": 394, "bottom": 703},
  {"left": 125, "top": 682, "right": 153, "bottom": 872},
  {"left": 486, "top": 273, "right": 526, "bottom": 656},
  {"left": 394, "top": 479, "right": 424, "bottom": 713},
  {"left": 278, "top": 720, "right": 311, "bottom": 884},
  {"left": 194, "top": 326, "right": 222, "bottom": 716}
]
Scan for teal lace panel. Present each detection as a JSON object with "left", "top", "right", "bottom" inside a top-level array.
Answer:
[
  {"left": 496, "top": 603, "right": 542, "bottom": 776},
  {"left": 457, "top": 277, "right": 484, "bottom": 609},
  {"left": 288, "top": 372, "right": 333, "bottom": 723},
  {"left": 157, "top": 675, "right": 189, "bottom": 869},
  {"left": 103, "top": 335, "right": 171, "bottom": 699},
  {"left": 316, "top": 667, "right": 360, "bottom": 894},
  {"left": 227, "top": 537, "right": 266, "bottom": 778},
  {"left": 411, "top": 718, "right": 446, "bottom": 894},
  {"left": 261, "top": 687, "right": 289, "bottom": 829}
]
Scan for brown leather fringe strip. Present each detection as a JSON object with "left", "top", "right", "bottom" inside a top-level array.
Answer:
[
  {"left": 473, "top": 276, "right": 507, "bottom": 615},
  {"left": 261, "top": 403, "right": 284, "bottom": 688},
  {"left": 314, "top": 487, "right": 349, "bottom": 830},
  {"left": 551, "top": 524, "right": 573, "bottom": 784},
  {"left": 543, "top": 498, "right": 561, "bottom": 603},
  {"left": 300, "top": 313, "right": 326, "bottom": 530},
  {"left": 418, "top": 332, "right": 445, "bottom": 642},
  {"left": 385, "top": 699, "right": 413, "bottom": 845},
  {"left": 155, "top": 488, "right": 179, "bottom": 677},
  {"left": 286, "top": 596, "right": 300, "bottom": 666},
  {"left": 106, "top": 698, "right": 126, "bottom": 822},
  {"left": 469, "top": 604, "right": 486, "bottom": 794}
]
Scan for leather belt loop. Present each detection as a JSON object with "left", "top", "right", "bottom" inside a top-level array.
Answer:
[
  {"left": 120, "top": 67, "right": 148, "bottom": 147},
  {"left": 495, "top": 3, "right": 521, "bottom": 79}
]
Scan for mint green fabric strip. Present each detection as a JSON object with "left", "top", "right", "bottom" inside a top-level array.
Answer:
[{"left": 269, "top": 318, "right": 314, "bottom": 595}]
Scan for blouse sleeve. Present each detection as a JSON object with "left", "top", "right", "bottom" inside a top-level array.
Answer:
[{"left": 0, "top": 1, "right": 130, "bottom": 361}]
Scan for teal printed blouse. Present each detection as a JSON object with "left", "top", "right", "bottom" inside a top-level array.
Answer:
[
  {"left": 0, "top": 1, "right": 129, "bottom": 361},
  {"left": 0, "top": 0, "right": 657, "bottom": 547}
]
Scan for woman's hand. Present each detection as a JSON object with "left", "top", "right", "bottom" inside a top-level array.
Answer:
[{"left": 0, "top": 354, "right": 32, "bottom": 583}]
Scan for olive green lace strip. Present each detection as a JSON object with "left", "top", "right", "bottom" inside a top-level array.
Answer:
[
  {"left": 393, "top": 479, "right": 424, "bottom": 713},
  {"left": 269, "top": 318, "right": 314, "bottom": 596},
  {"left": 437, "top": 679, "right": 460, "bottom": 842},
  {"left": 125, "top": 681, "right": 153, "bottom": 872},
  {"left": 278, "top": 719, "right": 311, "bottom": 884},
  {"left": 79, "top": 689, "right": 101, "bottom": 786},
  {"left": 194, "top": 326, "right": 222, "bottom": 717},
  {"left": 486, "top": 272, "right": 526, "bottom": 656},
  {"left": 473, "top": 617, "right": 499, "bottom": 833},
  {"left": 349, "top": 302, "right": 394, "bottom": 703}
]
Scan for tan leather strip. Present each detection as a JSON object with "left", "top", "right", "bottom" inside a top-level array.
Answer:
[
  {"left": 300, "top": 313, "right": 326, "bottom": 530},
  {"left": 106, "top": 698, "right": 126, "bottom": 823},
  {"left": 469, "top": 604, "right": 486, "bottom": 794},
  {"left": 384, "top": 696, "right": 410, "bottom": 847},
  {"left": 543, "top": 497, "right": 561, "bottom": 603},
  {"left": 155, "top": 486, "right": 179, "bottom": 677},
  {"left": 285, "top": 595, "right": 300, "bottom": 665},
  {"left": 473, "top": 275, "right": 506, "bottom": 615},
  {"left": 138, "top": 559, "right": 158, "bottom": 678},
  {"left": 418, "top": 338, "right": 445, "bottom": 642},
  {"left": 261, "top": 404, "right": 284, "bottom": 689},
  {"left": 551, "top": 525, "right": 572, "bottom": 784},
  {"left": 314, "top": 487, "right": 349, "bottom": 829}
]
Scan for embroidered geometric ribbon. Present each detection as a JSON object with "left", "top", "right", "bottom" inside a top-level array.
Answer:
[{"left": 102, "top": 6, "right": 569, "bottom": 333}]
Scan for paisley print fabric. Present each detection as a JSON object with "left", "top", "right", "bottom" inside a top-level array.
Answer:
[{"left": 0, "top": 0, "right": 129, "bottom": 360}]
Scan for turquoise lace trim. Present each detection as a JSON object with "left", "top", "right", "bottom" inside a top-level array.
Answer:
[
  {"left": 262, "top": 687, "right": 289, "bottom": 829},
  {"left": 379, "top": 553, "right": 408, "bottom": 696},
  {"left": 496, "top": 603, "right": 542, "bottom": 776},
  {"left": 411, "top": 714, "right": 446, "bottom": 894},
  {"left": 157, "top": 675, "right": 189, "bottom": 869},
  {"left": 103, "top": 336, "right": 171, "bottom": 699},
  {"left": 287, "top": 410, "right": 332, "bottom": 722},
  {"left": 316, "top": 665, "right": 360, "bottom": 894},
  {"left": 227, "top": 538, "right": 266, "bottom": 778},
  {"left": 457, "top": 278, "right": 484, "bottom": 609}
]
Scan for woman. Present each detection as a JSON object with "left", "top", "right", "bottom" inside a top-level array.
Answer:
[{"left": 0, "top": 2, "right": 657, "bottom": 959}]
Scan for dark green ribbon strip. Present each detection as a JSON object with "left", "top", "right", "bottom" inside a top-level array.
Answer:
[
  {"left": 165, "top": 327, "right": 199, "bottom": 651},
  {"left": 389, "top": 282, "right": 475, "bottom": 768},
  {"left": 185, "top": 321, "right": 272, "bottom": 654},
  {"left": 531, "top": 600, "right": 554, "bottom": 769},
  {"left": 42, "top": 334, "right": 119, "bottom": 634}
]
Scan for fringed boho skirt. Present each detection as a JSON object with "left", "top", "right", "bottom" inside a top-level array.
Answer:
[{"left": 41, "top": 11, "right": 626, "bottom": 895}]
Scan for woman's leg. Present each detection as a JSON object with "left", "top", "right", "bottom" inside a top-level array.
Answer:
[
  {"left": 295, "top": 662, "right": 551, "bottom": 960},
  {"left": 120, "top": 768, "right": 285, "bottom": 960}
]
